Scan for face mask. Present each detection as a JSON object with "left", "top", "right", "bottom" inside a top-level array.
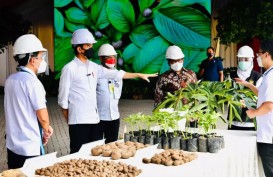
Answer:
[
  {"left": 238, "top": 61, "right": 252, "bottom": 71},
  {"left": 257, "top": 56, "right": 263, "bottom": 67},
  {"left": 35, "top": 59, "right": 47, "bottom": 74},
  {"left": 105, "top": 58, "right": 116, "bottom": 68},
  {"left": 207, "top": 53, "right": 214, "bottom": 58},
  {"left": 171, "top": 62, "right": 183, "bottom": 71},
  {"left": 83, "top": 47, "right": 94, "bottom": 59}
]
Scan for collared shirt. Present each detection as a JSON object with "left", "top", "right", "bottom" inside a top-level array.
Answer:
[
  {"left": 256, "top": 66, "right": 273, "bottom": 143},
  {"left": 96, "top": 69, "right": 123, "bottom": 121},
  {"left": 200, "top": 57, "right": 223, "bottom": 81},
  {"left": 4, "top": 67, "right": 46, "bottom": 156},
  {"left": 58, "top": 57, "right": 125, "bottom": 124},
  {"left": 154, "top": 68, "right": 197, "bottom": 104}
]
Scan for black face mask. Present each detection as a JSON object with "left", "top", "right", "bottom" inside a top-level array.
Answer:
[
  {"left": 82, "top": 47, "right": 94, "bottom": 59},
  {"left": 207, "top": 53, "right": 213, "bottom": 58}
]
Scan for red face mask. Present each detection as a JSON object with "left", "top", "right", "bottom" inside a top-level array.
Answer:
[{"left": 105, "top": 58, "right": 116, "bottom": 64}]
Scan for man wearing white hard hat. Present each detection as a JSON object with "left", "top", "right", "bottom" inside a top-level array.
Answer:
[
  {"left": 4, "top": 34, "right": 53, "bottom": 169},
  {"left": 58, "top": 29, "right": 157, "bottom": 153},
  {"left": 154, "top": 45, "right": 197, "bottom": 105},
  {"left": 228, "top": 45, "right": 262, "bottom": 131}
]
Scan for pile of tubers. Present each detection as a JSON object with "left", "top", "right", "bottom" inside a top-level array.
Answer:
[
  {"left": 35, "top": 158, "right": 142, "bottom": 177},
  {"left": 1, "top": 169, "right": 27, "bottom": 177},
  {"left": 142, "top": 149, "right": 197, "bottom": 166},
  {"left": 91, "top": 141, "right": 148, "bottom": 160}
]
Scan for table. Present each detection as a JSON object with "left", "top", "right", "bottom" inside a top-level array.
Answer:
[{"left": 21, "top": 130, "right": 264, "bottom": 177}]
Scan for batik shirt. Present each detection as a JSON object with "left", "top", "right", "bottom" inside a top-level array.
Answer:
[{"left": 154, "top": 68, "right": 197, "bottom": 104}]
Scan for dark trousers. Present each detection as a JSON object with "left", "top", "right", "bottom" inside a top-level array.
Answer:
[
  {"left": 7, "top": 148, "right": 37, "bottom": 169},
  {"left": 69, "top": 124, "right": 102, "bottom": 154},
  {"left": 257, "top": 142, "right": 273, "bottom": 177},
  {"left": 228, "top": 124, "right": 256, "bottom": 131},
  {"left": 98, "top": 119, "right": 120, "bottom": 144}
]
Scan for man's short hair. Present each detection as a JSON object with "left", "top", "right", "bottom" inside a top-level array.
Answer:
[
  {"left": 14, "top": 52, "right": 39, "bottom": 67},
  {"left": 260, "top": 39, "right": 273, "bottom": 59},
  {"left": 72, "top": 44, "right": 84, "bottom": 55},
  {"left": 207, "top": 47, "right": 215, "bottom": 51}
]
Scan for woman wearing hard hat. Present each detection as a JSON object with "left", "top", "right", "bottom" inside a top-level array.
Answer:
[
  {"left": 58, "top": 29, "right": 157, "bottom": 153},
  {"left": 154, "top": 45, "right": 197, "bottom": 105},
  {"left": 96, "top": 44, "right": 123, "bottom": 144},
  {"left": 4, "top": 34, "right": 53, "bottom": 169},
  {"left": 228, "top": 45, "right": 262, "bottom": 131}
]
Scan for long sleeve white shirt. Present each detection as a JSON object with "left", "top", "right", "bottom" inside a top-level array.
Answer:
[{"left": 58, "top": 57, "right": 125, "bottom": 124}]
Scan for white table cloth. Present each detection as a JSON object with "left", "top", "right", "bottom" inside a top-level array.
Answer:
[{"left": 21, "top": 130, "right": 264, "bottom": 177}]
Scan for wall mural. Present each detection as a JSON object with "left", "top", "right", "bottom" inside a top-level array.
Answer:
[{"left": 54, "top": 0, "right": 211, "bottom": 78}]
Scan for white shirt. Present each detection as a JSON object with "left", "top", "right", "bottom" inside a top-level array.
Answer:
[
  {"left": 4, "top": 67, "right": 46, "bottom": 156},
  {"left": 58, "top": 57, "right": 125, "bottom": 124},
  {"left": 256, "top": 66, "right": 273, "bottom": 143},
  {"left": 97, "top": 69, "right": 123, "bottom": 121}
]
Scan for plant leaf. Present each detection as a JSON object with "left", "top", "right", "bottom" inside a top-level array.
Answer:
[
  {"left": 65, "top": 7, "right": 90, "bottom": 25},
  {"left": 129, "top": 25, "right": 159, "bottom": 48},
  {"left": 54, "top": 37, "right": 75, "bottom": 74},
  {"left": 54, "top": 0, "right": 73, "bottom": 7},
  {"left": 80, "top": 0, "right": 95, "bottom": 8},
  {"left": 54, "top": 8, "right": 64, "bottom": 35},
  {"left": 133, "top": 36, "right": 169, "bottom": 73},
  {"left": 106, "top": 0, "right": 135, "bottom": 33},
  {"left": 138, "top": 0, "right": 156, "bottom": 13},
  {"left": 123, "top": 43, "right": 140, "bottom": 64},
  {"left": 64, "top": 19, "right": 86, "bottom": 33},
  {"left": 90, "top": 0, "right": 110, "bottom": 29},
  {"left": 74, "top": 0, "right": 84, "bottom": 10},
  {"left": 153, "top": 6, "right": 210, "bottom": 48}
]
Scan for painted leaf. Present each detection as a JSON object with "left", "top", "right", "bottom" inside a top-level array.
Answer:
[
  {"left": 65, "top": 7, "right": 89, "bottom": 25},
  {"left": 54, "top": 8, "right": 64, "bottom": 35},
  {"left": 90, "top": 0, "right": 110, "bottom": 29},
  {"left": 54, "top": 0, "right": 73, "bottom": 7},
  {"left": 106, "top": 0, "right": 135, "bottom": 33},
  {"left": 153, "top": 6, "right": 210, "bottom": 48},
  {"left": 133, "top": 36, "right": 169, "bottom": 73},
  {"left": 64, "top": 19, "right": 86, "bottom": 33},
  {"left": 129, "top": 25, "right": 158, "bottom": 48},
  {"left": 123, "top": 43, "right": 140, "bottom": 64},
  {"left": 80, "top": 0, "right": 95, "bottom": 9},
  {"left": 74, "top": 0, "right": 84, "bottom": 10},
  {"left": 160, "top": 0, "right": 211, "bottom": 14},
  {"left": 107, "top": 26, "right": 123, "bottom": 41},
  {"left": 138, "top": 0, "right": 156, "bottom": 13},
  {"left": 182, "top": 48, "right": 206, "bottom": 72},
  {"left": 54, "top": 37, "right": 75, "bottom": 73}
]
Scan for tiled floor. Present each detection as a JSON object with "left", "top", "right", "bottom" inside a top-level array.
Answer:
[
  {"left": 0, "top": 95, "right": 155, "bottom": 171},
  {"left": 0, "top": 95, "right": 227, "bottom": 171}
]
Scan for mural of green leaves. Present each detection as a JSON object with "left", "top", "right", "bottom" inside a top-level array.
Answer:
[{"left": 54, "top": 0, "right": 211, "bottom": 78}]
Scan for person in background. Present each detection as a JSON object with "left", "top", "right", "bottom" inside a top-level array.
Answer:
[
  {"left": 228, "top": 46, "right": 262, "bottom": 131},
  {"left": 96, "top": 44, "right": 123, "bottom": 143},
  {"left": 199, "top": 47, "right": 224, "bottom": 81},
  {"left": 235, "top": 39, "right": 273, "bottom": 177},
  {"left": 4, "top": 34, "right": 53, "bottom": 169},
  {"left": 58, "top": 29, "right": 157, "bottom": 153},
  {"left": 154, "top": 45, "right": 197, "bottom": 105}
]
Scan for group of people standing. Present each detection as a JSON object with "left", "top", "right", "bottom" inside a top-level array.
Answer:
[{"left": 4, "top": 28, "right": 273, "bottom": 176}]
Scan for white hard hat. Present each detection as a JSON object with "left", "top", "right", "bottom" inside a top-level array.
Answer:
[
  {"left": 98, "top": 44, "right": 117, "bottom": 56},
  {"left": 166, "top": 45, "right": 185, "bottom": 60},
  {"left": 71, "top": 29, "right": 97, "bottom": 45},
  {"left": 237, "top": 46, "right": 254, "bottom": 58},
  {"left": 13, "top": 34, "right": 47, "bottom": 55}
]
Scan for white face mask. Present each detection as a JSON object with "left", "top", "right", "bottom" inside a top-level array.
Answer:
[
  {"left": 257, "top": 56, "right": 263, "bottom": 67},
  {"left": 105, "top": 63, "right": 115, "bottom": 69},
  {"left": 35, "top": 59, "right": 47, "bottom": 73},
  {"left": 171, "top": 62, "right": 183, "bottom": 71},
  {"left": 238, "top": 61, "right": 252, "bottom": 71}
]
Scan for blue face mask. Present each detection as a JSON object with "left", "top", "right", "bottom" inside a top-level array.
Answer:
[{"left": 238, "top": 61, "right": 252, "bottom": 71}]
